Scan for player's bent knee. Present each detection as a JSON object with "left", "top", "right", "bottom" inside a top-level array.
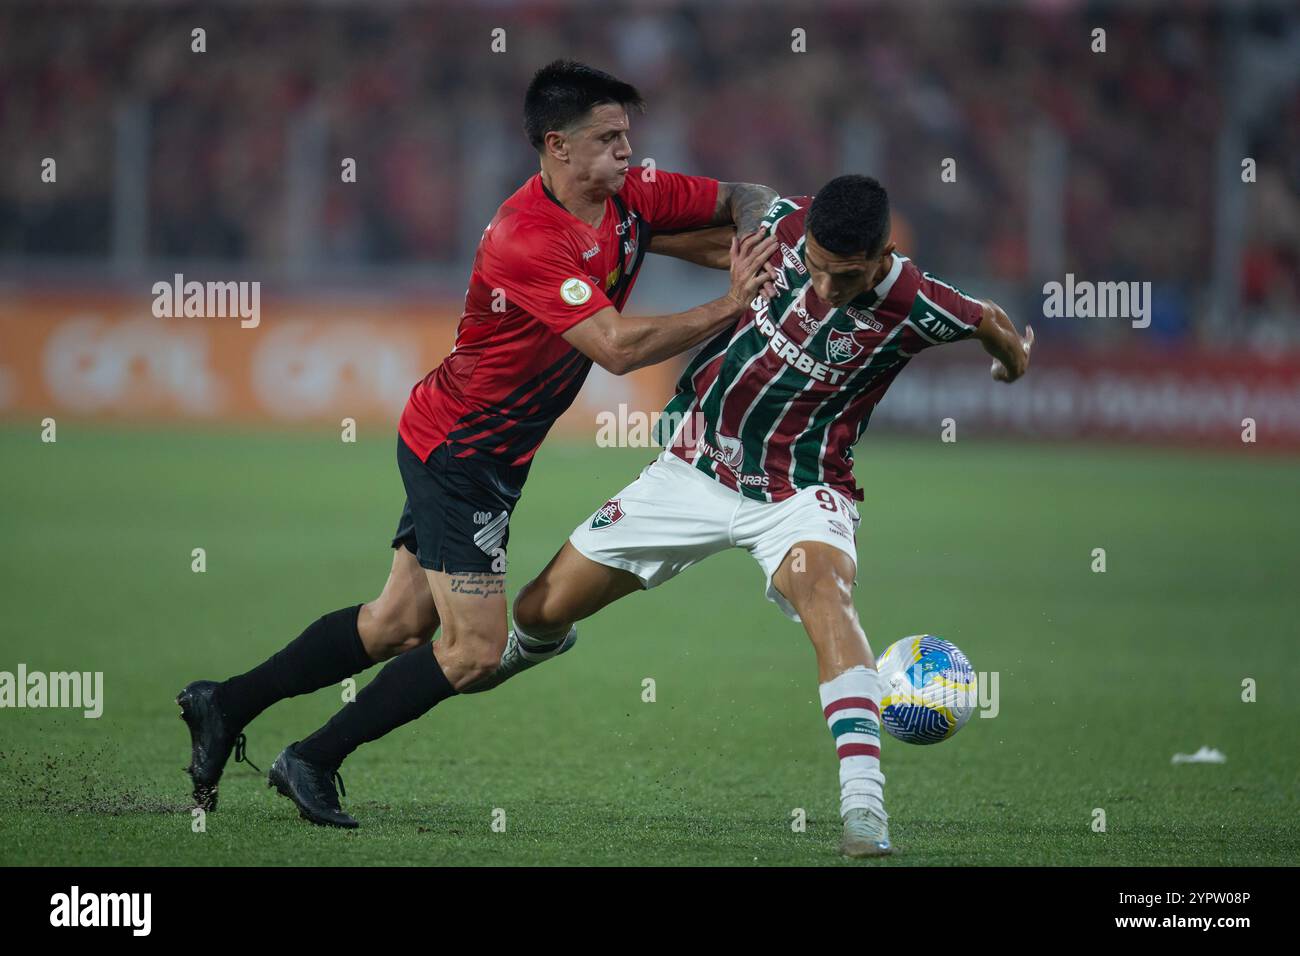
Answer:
[
  {"left": 359, "top": 600, "right": 437, "bottom": 660},
  {"left": 805, "top": 569, "right": 854, "bottom": 607},
  {"left": 446, "top": 632, "right": 509, "bottom": 684},
  {"left": 437, "top": 610, "right": 506, "bottom": 668},
  {"left": 802, "top": 578, "right": 857, "bottom": 625},
  {"left": 390, "top": 630, "right": 434, "bottom": 656},
  {"left": 462, "top": 653, "right": 504, "bottom": 685},
  {"left": 780, "top": 548, "right": 857, "bottom": 619}
]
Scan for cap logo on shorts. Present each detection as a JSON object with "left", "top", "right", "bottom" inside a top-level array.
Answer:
[
  {"left": 561, "top": 277, "right": 592, "bottom": 306},
  {"left": 590, "top": 498, "right": 624, "bottom": 530},
  {"left": 474, "top": 511, "right": 509, "bottom": 554}
]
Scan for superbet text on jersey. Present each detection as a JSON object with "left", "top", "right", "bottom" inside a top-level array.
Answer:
[{"left": 659, "top": 196, "right": 987, "bottom": 503}]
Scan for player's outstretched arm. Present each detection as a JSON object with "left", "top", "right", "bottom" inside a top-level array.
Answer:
[
  {"left": 564, "top": 230, "right": 778, "bottom": 375},
  {"left": 648, "top": 225, "right": 736, "bottom": 269},
  {"left": 712, "top": 181, "right": 781, "bottom": 236},
  {"left": 648, "top": 181, "right": 779, "bottom": 269},
  {"left": 974, "top": 300, "right": 1033, "bottom": 383}
]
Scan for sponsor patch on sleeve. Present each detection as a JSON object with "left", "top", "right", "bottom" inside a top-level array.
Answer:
[{"left": 561, "top": 277, "right": 593, "bottom": 306}]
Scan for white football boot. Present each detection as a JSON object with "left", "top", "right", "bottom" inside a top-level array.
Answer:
[{"left": 840, "top": 806, "right": 892, "bottom": 858}]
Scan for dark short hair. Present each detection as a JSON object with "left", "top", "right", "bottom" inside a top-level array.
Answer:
[
  {"left": 807, "top": 175, "right": 891, "bottom": 257},
  {"left": 524, "top": 60, "right": 645, "bottom": 151}
]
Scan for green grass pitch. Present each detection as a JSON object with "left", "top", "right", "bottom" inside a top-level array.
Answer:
[{"left": 0, "top": 424, "right": 1296, "bottom": 866}]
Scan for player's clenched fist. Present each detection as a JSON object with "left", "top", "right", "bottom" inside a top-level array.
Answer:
[
  {"left": 991, "top": 323, "right": 1034, "bottom": 383},
  {"left": 974, "top": 298, "right": 1032, "bottom": 384},
  {"left": 726, "top": 229, "right": 780, "bottom": 311}
]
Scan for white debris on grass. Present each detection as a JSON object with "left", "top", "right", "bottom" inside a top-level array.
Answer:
[{"left": 1171, "top": 746, "right": 1227, "bottom": 765}]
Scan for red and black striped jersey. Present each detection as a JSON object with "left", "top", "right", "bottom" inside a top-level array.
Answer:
[
  {"left": 658, "top": 196, "right": 986, "bottom": 502},
  {"left": 399, "top": 170, "right": 718, "bottom": 465}
]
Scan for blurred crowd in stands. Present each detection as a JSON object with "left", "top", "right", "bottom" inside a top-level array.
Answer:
[{"left": 1, "top": 2, "right": 1296, "bottom": 347}]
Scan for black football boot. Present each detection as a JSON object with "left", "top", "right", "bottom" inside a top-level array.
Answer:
[
  {"left": 267, "top": 743, "right": 359, "bottom": 829},
  {"left": 177, "top": 680, "right": 260, "bottom": 811}
]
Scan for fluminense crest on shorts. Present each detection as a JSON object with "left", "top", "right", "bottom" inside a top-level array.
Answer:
[
  {"left": 590, "top": 498, "right": 625, "bottom": 530},
  {"left": 826, "top": 327, "right": 865, "bottom": 364}
]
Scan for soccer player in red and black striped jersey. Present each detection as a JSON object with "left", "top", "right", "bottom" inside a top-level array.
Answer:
[
  {"left": 498, "top": 175, "right": 1033, "bottom": 856},
  {"left": 176, "top": 60, "right": 779, "bottom": 826}
]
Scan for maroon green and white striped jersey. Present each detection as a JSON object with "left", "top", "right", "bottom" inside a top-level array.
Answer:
[{"left": 657, "top": 196, "right": 986, "bottom": 502}]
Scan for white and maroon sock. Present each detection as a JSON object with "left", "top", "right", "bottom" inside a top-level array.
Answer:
[
  {"left": 819, "top": 665, "right": 887, "bottom": 820},
  {"left": 511, "top": 620, "right": 572, "bottom": 662}
]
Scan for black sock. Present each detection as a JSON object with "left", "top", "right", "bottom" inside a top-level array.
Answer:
[
  {"left": 295, "top": 643, "right": 456, "bottom": 769},
  {"left": 215, "top": 605, "right": 373, "bottom": 729}
]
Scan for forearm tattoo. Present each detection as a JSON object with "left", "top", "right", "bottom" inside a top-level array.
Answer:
[{"left": 717, "top": 182, "right": 780, "bottom": 237}]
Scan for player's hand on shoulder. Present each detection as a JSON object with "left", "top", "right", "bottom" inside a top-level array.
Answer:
[{"left": 726, "top": 229, "right": 779, "bottom": 312}]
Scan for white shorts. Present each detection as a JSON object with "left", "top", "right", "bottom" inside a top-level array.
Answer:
[{"left": 568, "top": 452, "right": 861, "bottom": 622}]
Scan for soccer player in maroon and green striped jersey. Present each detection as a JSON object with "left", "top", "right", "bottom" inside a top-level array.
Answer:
[{"left": 476, "top": 175, "right": 1033, "bottom": 857}]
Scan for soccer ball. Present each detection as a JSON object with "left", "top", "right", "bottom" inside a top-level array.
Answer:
[{"left": 876, "top": 635, "right": 977, "bottom": 744}]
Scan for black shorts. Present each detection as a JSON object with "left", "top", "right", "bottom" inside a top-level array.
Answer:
[{"left": 391, "top": 437, "right": 531, "bottom": 574}]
